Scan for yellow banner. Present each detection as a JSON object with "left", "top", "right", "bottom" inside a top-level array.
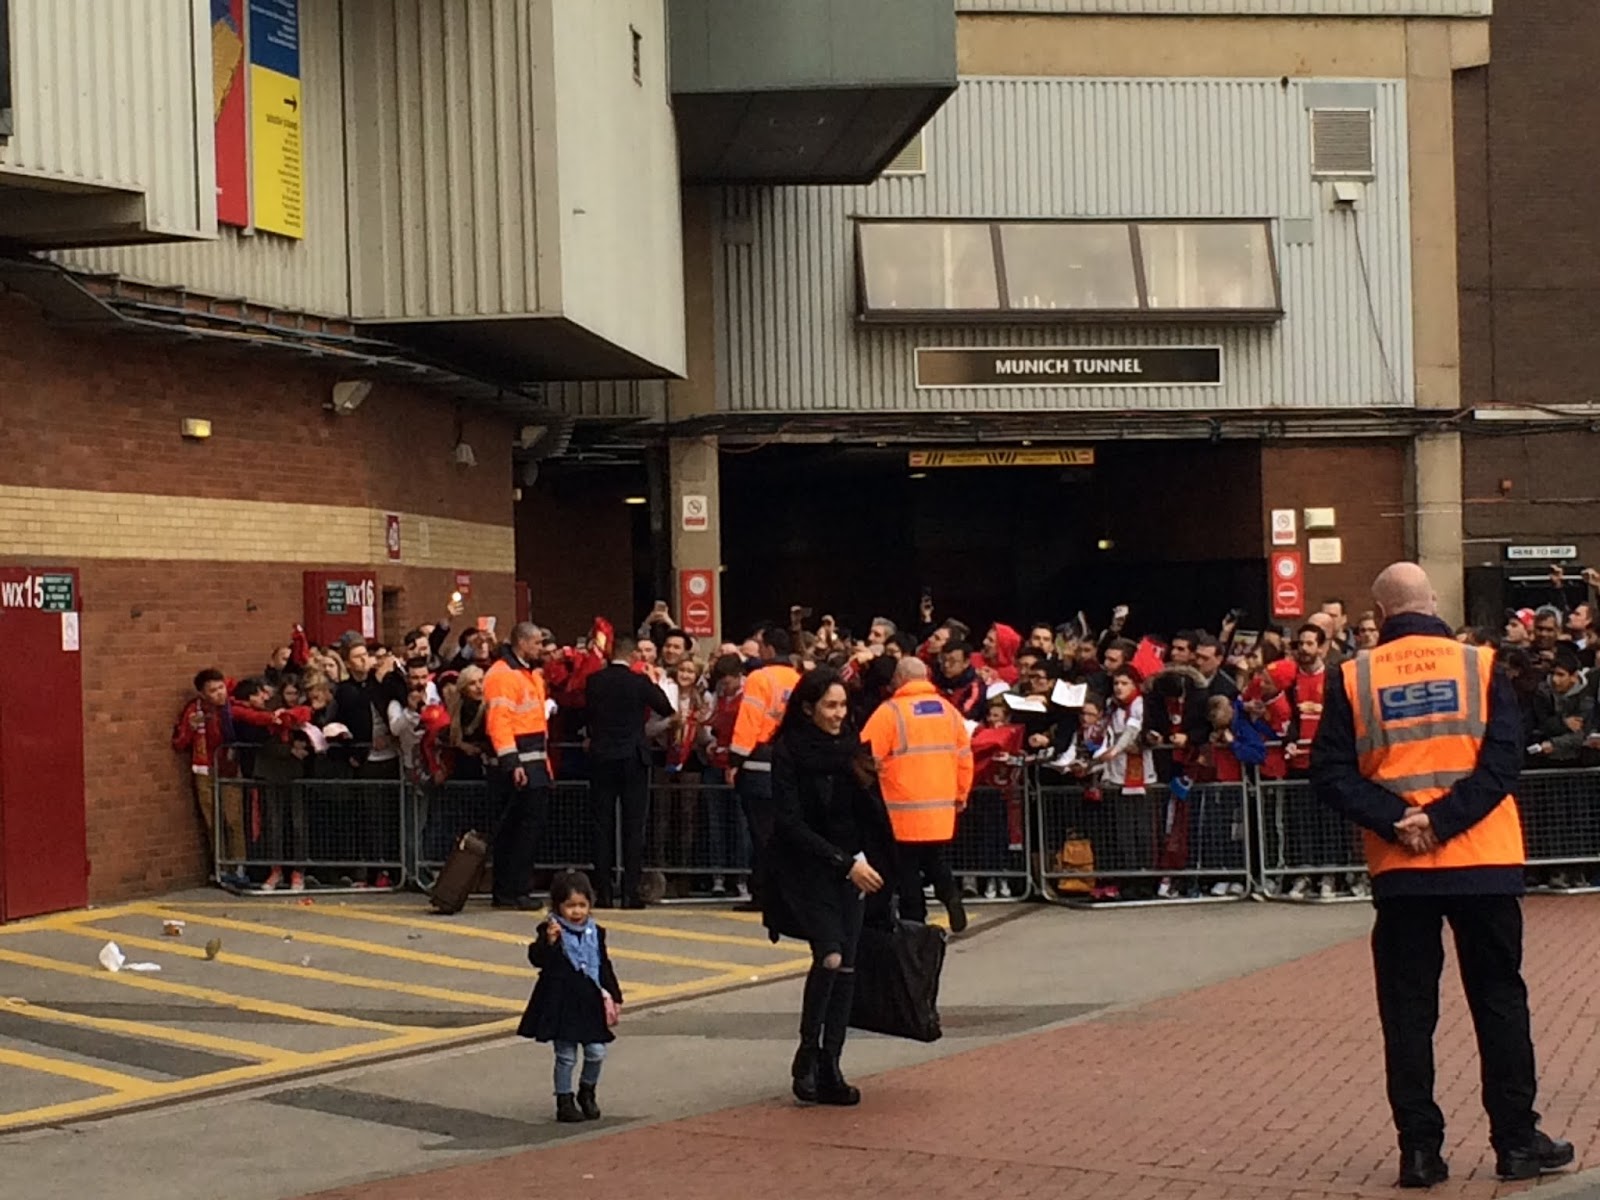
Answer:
[
  {"left": 249, "top": 65, "right": 303, "bottom": 239},
  {"left": 907, "top": 448, "right": 1095, "bottom": 469}
]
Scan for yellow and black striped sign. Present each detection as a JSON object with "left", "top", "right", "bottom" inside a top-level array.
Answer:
[{"left": 907, "top": 448, "right": 1095, "bottom": 469}]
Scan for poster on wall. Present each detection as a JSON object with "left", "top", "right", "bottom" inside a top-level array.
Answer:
[
  {"left": 211, "top": 0, "right": 249, "bottom": 227},
  {"left": 249, "top": 0, "right": 304, "bottom": 239}
]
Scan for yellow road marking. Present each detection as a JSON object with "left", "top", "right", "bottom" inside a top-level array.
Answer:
[
  {"left": 0, "top": 946, "right": 399, "bottom": 1032},
  {"left": 299, "top": 906, "right": 778, "bottom": 974},
  {"left": 578, "top": 919, "right": 782, "bottom": 950},
  {"left": 0, "top": 904, "right": 145, "bottom": 936},
  {"left": 0, "top": 1045, "right": 153, "bottom": 1095},
  {"left": 52, "top": 924, "right": 531, "bottom": 1013},
  {"left": 135, "top": 905, "right": 532, "bottom": 979},
  {"left": 0, "top": 999, "right": 291, "bottom": 1064},
  {"left": 0, "top": 1025, "right": 476, "bottom": 1133}
]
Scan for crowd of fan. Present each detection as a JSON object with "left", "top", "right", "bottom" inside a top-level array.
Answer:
[{"left": 172, "top": 567, "right": 1599, "bottom": 899}]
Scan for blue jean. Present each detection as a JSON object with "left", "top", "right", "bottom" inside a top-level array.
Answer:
[
  {"left": 553, "top": 1040, "right": 607, "bottom": 1094},
  {"left": 702, "top": 766, "right": 751, "bottom": 873}
]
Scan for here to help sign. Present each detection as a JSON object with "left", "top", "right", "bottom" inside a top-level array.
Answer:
[{"left": 1271, "top": 550, "right": 1304, "bottom": 619}]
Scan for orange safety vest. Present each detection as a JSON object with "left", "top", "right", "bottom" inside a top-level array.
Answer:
[
  {"left": 1344, "top": 637, "right": 1523, "bottom": 878},
  {"left": 862, "top": 680, "right": 974, "bottom": 844},
  {"left": 729, "top": 663, "right": 800, "bottom": 764},
  {"left": 484, "top": 651, "right": 550, "bottom": 777}
]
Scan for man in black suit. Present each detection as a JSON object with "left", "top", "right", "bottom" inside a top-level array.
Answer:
[{"left": 585, "top": 635, "right": 675, "bottom": 907}]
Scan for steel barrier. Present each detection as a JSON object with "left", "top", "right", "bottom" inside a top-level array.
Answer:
[
  {"left": 1506, "top": 767, "right": 1600, "bottom": 890},
  {"left": 952, "top": 784, "right": 1032, "bottom": 900},
  {"left": 642, "top": 774, "right": 752, "bottom": 900},
  {"left": 1253, "top": 776, "right": 1370, "bottom": 900},
  {"left": 213, "top": 744, "right": 407, "bottom": 893},
  {"left": 1033, "top": 768, "right": 1253, "bottom": 904},
  {"left": 411, "top": 778, "right": 598, "bottom": 897}
]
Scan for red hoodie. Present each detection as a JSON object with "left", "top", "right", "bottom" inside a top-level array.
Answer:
[{"left": 987, "top": 624, "right": 1022, "bottom": 685}]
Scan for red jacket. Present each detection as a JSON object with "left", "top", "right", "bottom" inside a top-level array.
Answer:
[
  {"left": 971, "top": 723, "right": 1024, "bottom": 790},
  {"left": 172, "top": 698, "right": 228, "bottom": 775}
]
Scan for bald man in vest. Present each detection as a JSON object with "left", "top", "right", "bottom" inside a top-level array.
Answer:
[
  {"left": 1312, "top": 562, "right": 1573, "bottom": 1189},
  {"left": 862, "top": 657, "right": 974, "bottom": 933}
]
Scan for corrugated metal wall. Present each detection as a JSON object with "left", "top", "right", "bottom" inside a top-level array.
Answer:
[
  {"left": 956, "top": 1, "right": 1490, "bottom": 14},
  {"left": 342, "top": 0, "right": 552, "bottom": 321},
  {"left": 56, "top": 0, "right": 351, "bottom": 317},
  {"left": 2, "top": 0, "right": 210, "bottom": 238},
  {"left": 717, "top": 76, "right": 1414, "bottom": 415},
  {"left": 541, "top": 381, "right": 667, "bottom": 420}
]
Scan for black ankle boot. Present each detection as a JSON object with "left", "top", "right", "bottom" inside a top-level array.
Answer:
[
  {"left": 792, "top": 1043, "right": 819, "bottom": 1103},
  {"left": 577, "top": 1082, "right": 601, "bottom": 1120},
  {"left": 815, "top": 1054, "right": 861, "bottom": 1106},
  {"left": 555, "top": 1092, "right": 585, "bottom": 1123}
]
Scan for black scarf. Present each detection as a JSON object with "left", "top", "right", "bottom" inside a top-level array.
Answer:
[{"left": 781, "top": 718, "right": 861, "bottom": 776}]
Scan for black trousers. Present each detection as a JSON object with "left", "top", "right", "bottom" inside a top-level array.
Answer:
[
  {"left": 1372, "top": 894, "right": 1540, "bottom": 1154},
  {"left": 799, "top": 879, "right": 866, "bottom": 1056},
  {"left": 590, "top": 757, "right": 649, "bottom": 904},
  {"left": 896, "top": 841, "right": 956, "bottom": 923},
  {"left": 489, "top": 771, "right": 547, "bottom": 902},
  {"left": 737, "top": 768, "right": 775, "bottom": 903}
]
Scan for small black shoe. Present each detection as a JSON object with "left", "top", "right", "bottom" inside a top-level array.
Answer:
[
  {"left": 555, "top": 1093, "right": 585, "bottom": 1123},
  {"left": 1496, "top": 1131, "right": 1575, "bottom": 1181},
  {"left": 791, "top": 1044, "right": 819, "bottom": 1105},
  {"left": 576, "top": 1082, "right": 601, "bottom": 1120},
  {"left": 814, "top": 1055, "right": 861, "bottom": 1107},
  {"left": 1396, "top": 1148, "right": 1449, "bottom": 1189}
]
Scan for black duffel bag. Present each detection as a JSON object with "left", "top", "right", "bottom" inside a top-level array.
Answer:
[{"left": 849, "top": 918, "right": 947, "bottom": 1043}]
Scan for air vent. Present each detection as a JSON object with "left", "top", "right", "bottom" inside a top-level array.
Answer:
[
  {"left": 880, "top": 133, "right": 925, "bottom": 177},
  {"left": 1310, "top": 109, "right": 1375, "bottom": 179}
]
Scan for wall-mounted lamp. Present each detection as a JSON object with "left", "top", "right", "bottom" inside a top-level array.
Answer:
[
  {"left": 181, "top": 417, "right": 212, "bottom": 440},
  {"left": 623, "top": 496, "right": 648, "bottom": 506},
  {"left": 328, "top": 380, "right": 372, "bottom": 415}
]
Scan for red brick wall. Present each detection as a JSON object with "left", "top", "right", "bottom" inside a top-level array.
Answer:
[
  {"left": 0, "top": 296, "right": 518, "bottom": 903},
  {"left": 1259, "top": 442, "right": 1408, "bottom": 623}
]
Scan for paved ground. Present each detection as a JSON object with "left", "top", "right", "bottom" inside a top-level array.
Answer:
[
  {"left": 277, "top": 895, "right": 1600, "bottom": 1200},
  {"left": 0, "top": 897, "right": 1376, "bottom": 1200},
  {"left": 0, "top": 888, "right": 866, "bottom": 1131}
]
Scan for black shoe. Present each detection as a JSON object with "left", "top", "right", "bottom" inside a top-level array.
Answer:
[
  {"left": 1396, "top": 1148, "right": 1449, "bottom": 1189},
  {"left": 1496, "top": 1131, "right": 1575, "bottom": 1181},
  {"left": 555, "top": 1093, "right": 585, "bottom": 1123},
  {"left": 576, "top": 1082, "right": 601, "bottom": 1120},
  {"left": 791, "top": 1044, "right": 819, "bottom": 1105},
  {"left": 938, "top": 887, "right": 969, "bottom": 934},
  {"left": 814, "top": 1055, "right": 860, "bottom": 1107},
  {"left": 621, "top": 897, "right": 647, "bottom": 910}
]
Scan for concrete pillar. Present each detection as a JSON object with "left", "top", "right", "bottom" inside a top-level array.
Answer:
[
  {"left": 1411, "top": 431, "right": 1465, "bottom": 625},
  {"left": 668, "top": 435, "right": 723, "bottom": 646}
]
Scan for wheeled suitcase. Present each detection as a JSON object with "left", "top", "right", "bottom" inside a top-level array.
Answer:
[
  {"left": 850, "top": 918, "right": 947, "bottom": 1043},
  {"left": 429, "top": 830, "right": 489, "bottom": 914}
]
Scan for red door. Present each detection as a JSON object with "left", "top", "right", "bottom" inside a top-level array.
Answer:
[{"left": 0, "top": 567, "right": 88, "bottom": 922}]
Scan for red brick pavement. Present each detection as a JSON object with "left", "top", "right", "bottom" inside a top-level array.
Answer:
[{"left": 305, "top": 897, "right": 1600, "bottom": 1200}]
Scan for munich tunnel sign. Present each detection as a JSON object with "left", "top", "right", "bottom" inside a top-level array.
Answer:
[
  {"left": 915, "top": 346, "right": 1222, "bottom": 388},
  {"left": 907, "top": 448, "right": 1095, "bottom": 469}
]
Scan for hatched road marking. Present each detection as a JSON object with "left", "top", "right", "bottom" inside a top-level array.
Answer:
[{"left": 0, "top": 897, "right": 820, "bottom": 1133}]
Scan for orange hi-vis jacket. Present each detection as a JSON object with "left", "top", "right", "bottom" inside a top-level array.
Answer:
[
  {"left": 1344, "top": 637, "right": 1523, "bottom": 878},
  {"left": 729, "top": 663, "right": 800, "bottom": 769},
  {"left": 485, "top": 648, "right": 551, "bottom": 783},
  {"left": 862, "top": 680, "right": 974, "bottom": 844}
]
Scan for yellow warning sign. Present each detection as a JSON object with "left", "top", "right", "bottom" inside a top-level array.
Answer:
[{"left": 907, "top": 448, "right": 1096, "bottom": 469}]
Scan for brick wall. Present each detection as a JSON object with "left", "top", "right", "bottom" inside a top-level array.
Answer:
[
  {"left": 1461, "top": 430, "right": 1600, "bottom": 566},
  {"left": 0, "top": 295, "right": 519, "bottom": 903},
  {"left": 1259, "top": 442, "right": 1408, "bottom": 623}
]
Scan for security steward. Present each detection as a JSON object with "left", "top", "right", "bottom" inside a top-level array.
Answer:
[
  {"left": 484, "top": 621, "right": 552, "bottom": 911},
  {"left": 1311, "top": 562, "right": 1573, "bottom": 1188},
  {"left": 861, "top": 657, "right": 973, "bottom": 933},
  {"left": 729, "top": 626, "right": 801, "bottom": 911}
]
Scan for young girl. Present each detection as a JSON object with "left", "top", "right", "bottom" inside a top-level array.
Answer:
[
  {"left": 968, "top": 696, "right": 1025, "bottom": 898},
  {"left": 518, "top": 871, "right": 623, "bottom": 1123},
  {"left": 1093, "top": 671, "right": 1157, "bottom": 900}
]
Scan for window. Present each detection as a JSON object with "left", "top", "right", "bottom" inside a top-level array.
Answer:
[
  {"left": 855, "top": 218, "right": 1280, "bottom": 324},
  {"left": 1138, "top": 223, "right": 1278, "bottom": 311},
  {"left": 858, "top": 222, "right": 1000, "bottom": 313},
  {"left": 998, "top": 223, "right": 1140, "bottom": 312}
]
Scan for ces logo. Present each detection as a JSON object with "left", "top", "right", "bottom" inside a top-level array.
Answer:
[{"left": 1379, "top": 680, "right": 1460, "bottom": 722}]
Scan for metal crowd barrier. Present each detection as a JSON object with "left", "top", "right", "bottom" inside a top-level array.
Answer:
[
  {"left": 951, "top": 785, "right": 1033, "bottom": 900},
  {"left": 643, "top": 773, "right": 752, "bottom": 900},
  {"left": 212, "top": 743, "right": 408, "bottom": 893},
  {"left": 411, "top": 778, "right": 597, "bottom": 897},
  {"left": 1500, "top": 766, "right": 1600, "bottom": 890},
  {"left": 1032, "top": 766, "right": 1253, "bottom": 905},
  {"left": 1253, "top": 776, "right": 1370, "bottom": 901}
]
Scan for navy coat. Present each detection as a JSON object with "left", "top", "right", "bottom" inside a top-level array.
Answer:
[{"left": 517, "top": 920, "right": 624, "bottom": 1045}]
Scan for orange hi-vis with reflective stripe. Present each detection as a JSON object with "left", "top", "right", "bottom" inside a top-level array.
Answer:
[
  {"left": 729, "top": 664, "right": 800, "bottom": 762},
  {"left": 1344, "top": 636, "right": 1523, "bottom": 878},
  {"left": 485, "top": 651, "right": 549, "bottom": 772},
  {"left": 862, "top": 680, "right": 975, "bottom": 844}
]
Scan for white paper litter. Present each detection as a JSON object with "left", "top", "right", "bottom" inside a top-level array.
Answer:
[{"left": 97, "top": 941, "right": 161, "bottom": 973}]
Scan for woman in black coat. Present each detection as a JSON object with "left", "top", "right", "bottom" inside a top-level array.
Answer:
[{"left": 763, "top": 668, "right": 893, "bottom": 1107}]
